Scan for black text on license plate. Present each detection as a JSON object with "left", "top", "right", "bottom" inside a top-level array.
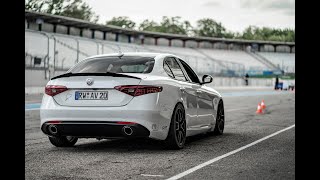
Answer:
[{"left": 75, "top": 91, "right": 108, "bottom": 100}]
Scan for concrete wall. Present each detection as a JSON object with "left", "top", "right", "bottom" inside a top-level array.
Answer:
[
  {"left": 276, "top": 45, "right": 290, "bottom": 53},
  {"left": 82, "top": 29, "right": 91, "bottom": 38},
  {"left": 70, "top": 27, "right": 80, "bottom": 36},
  {"left": 107, "top": 32, "right": 116, "bottom": 41},
  {"left": 199, "top": 41, "right": 212, "bottom": 48},
  {"left": 56, "top": 25, "right": 68, "bottom": 34},
  {"left": 42, "top": 23, "right": 54, "bottom": 32},
  {"left": 213, "top": 42, "right": 228, "bottom": 49},
  {"left": 262, "top": 45, "right": 275, "bottom": 52},
  {"left": 172, "top": 39, "right": 183, "bottom": 47},
  {"left": 185, "top": 40, "right": 197, "bottom": 48},
  {"left": 230, "top": 44, "right": 243, "bottom": 50},
  {"left": 157, "top": 38, "right": 169, "bottom": 46},
  {"left": 142, "top": 37, "right": 155, "bottom": 45},
  {"left": 94, "top": 31, "right": 103, "bottom": 40}
]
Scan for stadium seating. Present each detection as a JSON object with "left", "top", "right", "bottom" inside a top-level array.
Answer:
[
  {"left": 257, "top": 52, "right": 295, "bottom": 73},
  {"left": 25, "top": 29, "right": 294, "bottom": 75},
  {"left": 199, "top": 49, "right": 270, "bottom": 71}
]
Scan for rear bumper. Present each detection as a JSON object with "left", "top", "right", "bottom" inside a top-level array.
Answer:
[
  {"left": 40, "top": 94, "right": 174, "bottom": 140},
  {"left": 41, "top": 121, "right": 150, "bottom": 138}
]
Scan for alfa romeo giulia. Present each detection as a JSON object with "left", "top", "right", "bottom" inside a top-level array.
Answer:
[{"left": 40, "top": 52, "right": 225, "bottom": 149}]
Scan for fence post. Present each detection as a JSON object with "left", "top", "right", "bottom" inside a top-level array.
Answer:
[
  {"left": 76, "top": 39, "right": 79, "bottom": 63},
  {"left": 52, "top": 36, "right": 56, "bottom": 76},
  {"left": 38, "top": 32, "right": 50, "bottom": 80}
]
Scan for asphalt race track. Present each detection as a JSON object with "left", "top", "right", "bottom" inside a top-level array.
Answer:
[{"left": 25, "top": 88, "right": 295, "bottom": 180}]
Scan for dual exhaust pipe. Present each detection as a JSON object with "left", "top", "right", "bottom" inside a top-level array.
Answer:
[
  {"left": 48, "top": 124, "right": 58, "bottom": 135},
  {"left": 122, "top": 126, "right": 133, "bottom": 136},
  {"left": 47, "top": 124, "right": 134, "bottom": 136}
]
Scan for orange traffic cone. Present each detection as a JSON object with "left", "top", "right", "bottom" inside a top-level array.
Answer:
[
  {"left": 256, "top": 103, "right": 263, "bottom": 114},
  {"left": 261, "top": 100, "right": 266, "bottom": 109}
]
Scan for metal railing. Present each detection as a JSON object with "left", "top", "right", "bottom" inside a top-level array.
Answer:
[{"left": 26, "top": 29, "right": 270, "bottom": 81}]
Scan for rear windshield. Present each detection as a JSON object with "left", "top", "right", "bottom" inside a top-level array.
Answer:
[{"left": 69, "top": 56, "right": 155, "bottom": 74}]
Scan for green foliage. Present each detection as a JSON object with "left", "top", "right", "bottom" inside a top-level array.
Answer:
[
  {"left": 61, "top": 0, "right": 99, "bottom": 23},
  {"left": 195, "top": 18, "right": 227, "bottom": 38},
  {"left": 106, "top": 16, "right": 136, "bottom": 29},
  {"left": 139, "top": 19, "right": 159, "bottom": 32},
  {"left": 25, "top": 0, "right": 46, "bottom": 12},
  {"left": 241, "top": 26, "right": 294, "bottom": 42},
  {"left": 25, "top": 1, "right": 294, "bottom": 42},
  {"left": 25, "top": 0, "right": 99, "bottom": 22},
  {"left": 139, "top": 16, "right": 194, "bottom": 36}
]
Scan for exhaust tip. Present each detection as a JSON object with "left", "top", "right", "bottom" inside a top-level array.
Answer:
[
  {"left": 48, "top": 124, "right": 58, "bottom": 135},
  {"left": 122, "top": 126, "right": 133, "bottom": 136}
]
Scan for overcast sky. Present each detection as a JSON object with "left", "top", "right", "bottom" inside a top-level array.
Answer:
[{"left": 84, "top": 0, "right": 295, "bottom": 33}]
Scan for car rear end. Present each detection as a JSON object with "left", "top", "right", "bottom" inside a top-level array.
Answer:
[{"left": 40, "top": 54, "right": 170, "bottom": 140}]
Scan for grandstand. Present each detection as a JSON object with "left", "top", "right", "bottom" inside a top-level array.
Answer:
[
  {"left": 196, "top": 49, "right": 269, "bottom": 71},
  {"left": 25, "top": 10, "right": 295, "bottom": 82},
  {"left": 257, "top": 52, "right": 295, "bottom": 73}
]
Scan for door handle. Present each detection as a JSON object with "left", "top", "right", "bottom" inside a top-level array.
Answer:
[
  {"left": 196, "top": 90, "right": 202, "bottom": 93},
  {"left": 180, "top": 87, "right": 186, "bottom": 92}
]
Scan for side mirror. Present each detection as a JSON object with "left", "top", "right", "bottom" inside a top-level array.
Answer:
[{"left": 202, "top": 74, "right": 213, "bottom": 84}]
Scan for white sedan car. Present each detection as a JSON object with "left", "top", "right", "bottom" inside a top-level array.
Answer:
[{"left": 40, "top": 52, "right": 225, "bottom": 149}]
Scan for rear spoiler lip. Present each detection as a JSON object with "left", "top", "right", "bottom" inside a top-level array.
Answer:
[{"left": 51, "top": 72, "right": 141, "bottom": 80}]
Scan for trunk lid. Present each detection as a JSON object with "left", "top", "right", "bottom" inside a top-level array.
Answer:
[{"left": 50, "top": 74, "right": 141, "bottom": 107}]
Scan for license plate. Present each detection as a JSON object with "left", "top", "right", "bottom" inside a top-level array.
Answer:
[{"left": 75, "top": 91, "right": 108, "bottom": 100}]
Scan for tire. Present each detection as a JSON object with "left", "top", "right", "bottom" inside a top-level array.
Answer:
[
  {"left": 48, "top": 136, "right": 78, "bottom": 147},
  {"left": 164, "top": 103, "right": 186, "bottom": 149},
  {"left": 213, "top": 101, "right": 225, "bottom": 135}
]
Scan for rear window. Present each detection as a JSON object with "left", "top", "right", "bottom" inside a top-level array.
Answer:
[{"left": 69, "top": 56, "right": 155, "bottom": 74}]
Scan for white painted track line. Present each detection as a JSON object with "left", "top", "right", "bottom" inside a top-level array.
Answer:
[
  {"left": 25, "top": 108, "right": 40, "bottom": 111},
  {"left": 166, "top": 124, "right": 295, "bottom": 180},
  {"left": 225, "top": 107, "right": 251, "bottom": 112},
  {"left": 141, "top": 174, "right": 164, "bottom": 177}
]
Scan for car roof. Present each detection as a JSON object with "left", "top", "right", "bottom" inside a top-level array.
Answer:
[{"left": 87, "top": 52, "right": 177, "bottom": 60}]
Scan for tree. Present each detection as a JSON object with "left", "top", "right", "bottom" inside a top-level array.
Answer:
[
  {"left": 25, "top": 1, "right": 295, "bottom": 42},
  {"left": 242, "top": 26, "right": 256, "bottom": 40},
  {"left": 195, "top": 18, "right": 227, "bottom": 38},
  {"left": 106, "top": 16, "right": 136, "bottom": 29},
  {"left": 45, "top": 0, "right": 66, "bottom": 15},
  {"left": 25, "top": 0, "right": 46, "bottom": 12},
  {"left": 139, "top": 19, "right": 160, "bottom": 32},
  {"left": 241, "top": 26, "right": 295, "bottom": 42},
  {"left": 139, "top": 17, "right": 193, "bottom": 35},
  {"left": 182, "top": 20, "right": 194, "bottom": 36},
  {"left": 159, "top": 16, "right": 189, "bottom": 35},
  {"left": 60, "top": 0, "right": 99, "bottom": 23},
  {"left": 25, "top": 0, "right": 99, "bottom": 23}
]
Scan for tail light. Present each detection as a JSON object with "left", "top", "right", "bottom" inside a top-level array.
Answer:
[
  {"left": 114, "top": 85, "right": 162, "bottom": 96},
  {"left": 45, "top": 85, "right": 68, "bottom": 96},
  {"left": 47, "top": 120, "right": 62, "bottom": 124}
]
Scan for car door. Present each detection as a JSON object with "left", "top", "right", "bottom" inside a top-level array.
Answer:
[
  {"left": 177, "top": 59, "right": 213, "bottom": 129},
  {"left": 163, "top": 57, "right": 198, "bottom": 132},
  {"left": 197, "top": 84, "right": 216, "bottom": 126}
]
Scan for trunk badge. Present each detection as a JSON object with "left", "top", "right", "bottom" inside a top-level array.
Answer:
[{"left": 86, "top": 78, "right": 94, "bottom": 86}]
